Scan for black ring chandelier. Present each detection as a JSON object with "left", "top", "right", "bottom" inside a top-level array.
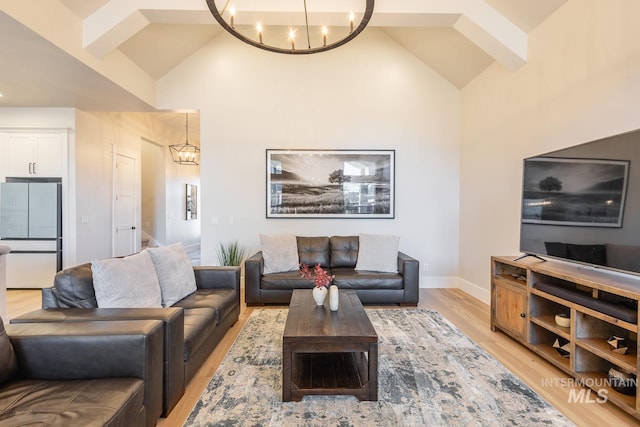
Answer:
[{"left": 206, "top": 1, "right": 375, "bottom": 55}]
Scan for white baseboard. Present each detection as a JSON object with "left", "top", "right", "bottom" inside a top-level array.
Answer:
[
  {"left": 457, "top": 277, "right": 490, "bottom": 305},
  {"left": 419, "top": 276, "right": 459, "bottom": 289},
  {"left": 141, "top": 231, "right": 161, "bottom": 248},
  {"left": 419, "top": 275, "right": 490, "bottom": 305}
]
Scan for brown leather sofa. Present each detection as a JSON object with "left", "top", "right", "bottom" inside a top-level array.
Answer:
[
  {"left": 245, "top": 236, "right": 419, "bottom": 306},
  {"left": 0, "top": 317, "right": 163, "bottom": 427},
  {"left": 11, "top": 265, "right": 240, "bottom": 417}
]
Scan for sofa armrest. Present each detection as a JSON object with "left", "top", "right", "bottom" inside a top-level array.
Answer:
[
  {"left": 11, "top": 307, "right": 184, "bottom": 416},
  {"left": 6, "top": 319, "right": 164, "bottom": 426},
  {"left": 194, "top": 266, "right": 240, "bottom": 292},
  {"left": 244, "top": 252, "right": 264, "bottom": 305},
  {"left": 398, "top": 252, "right": 419, "bottom": 305},
  {"left": 41, "top": 287, "right": 61, "bottom": 308}
]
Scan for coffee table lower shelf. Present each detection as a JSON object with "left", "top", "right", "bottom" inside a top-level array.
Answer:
[
  {"left": 282, "top": 290, "right": 379, "bottom": 402},
  {"left": 284, "top": 351, "right": 376, "bottom": 401}
]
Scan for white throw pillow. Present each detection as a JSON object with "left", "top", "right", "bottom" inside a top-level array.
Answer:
[
  {"left": 355, "top": 234, "right": 400, "bottom": 273},
  {"left": 260, "top": 234, "right": 299, "bottom": 274},
  {"left": 91, "top": 251, "right": 162, "bottom": 308},
  {"left": 147, "top": 243, "right": 197, "bottom": 307}
]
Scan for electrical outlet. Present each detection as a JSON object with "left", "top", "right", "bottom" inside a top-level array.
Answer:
[{"left": 422, "top": 263, "right": 429, "bottom": 272}]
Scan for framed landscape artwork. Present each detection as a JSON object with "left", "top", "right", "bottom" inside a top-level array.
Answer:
[
  {"left": 266, "top": 149, "right": 395, "bottom": 218},
  {"left": 521, "top": 157, "right": 629, "bottom": 227}
]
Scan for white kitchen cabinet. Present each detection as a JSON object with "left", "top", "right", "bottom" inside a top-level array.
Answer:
[
  {"left": 5, "top": 252, "right": 57, "bottom": 288},
  {"left": 1, "top": 132, "right": 65, "bottom": 177},
  {"left": 3, "top": 240, "right": 59, "bottom": 289}
]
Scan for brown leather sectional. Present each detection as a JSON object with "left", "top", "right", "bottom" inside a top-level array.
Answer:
[
  {"left": 11, "top": 264, "right": 241, "bottom": 420},
  {"left": 1, "top": 317, "right": 164, "bottom": 427}
]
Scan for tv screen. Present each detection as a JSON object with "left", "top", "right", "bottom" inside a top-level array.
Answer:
[{"left": 519, "top": 129, "right": 640, "bottom": 276}]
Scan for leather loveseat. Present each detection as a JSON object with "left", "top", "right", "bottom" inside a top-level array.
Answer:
[
  {"left": 245, "top": 235, "right": 419, "bottom": 305},
  {"left": 1, "top": 317, "right": 163, "bottom": 427},
  {"left": 11, "top": 264, "right": 240, "bottom": 418}
]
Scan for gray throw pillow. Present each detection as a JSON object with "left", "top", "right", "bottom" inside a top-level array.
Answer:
[
  {"left": 147, "top": 243, "right": 197, "bottom": 307},
  {"left": 355, "top": 233, "right": 400, "bottom": 273},
  {"left": 260, "top": 234, "right": 299, "bottom": 274},
  {"left": 91, "top": 251, "right": 162, "bottom": 308}
]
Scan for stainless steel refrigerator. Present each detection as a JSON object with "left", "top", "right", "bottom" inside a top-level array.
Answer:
[{"left": 0, "top": 178, "right": 62, "bottom": 288}]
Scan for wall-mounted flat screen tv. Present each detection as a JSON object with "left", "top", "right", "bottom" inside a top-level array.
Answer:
[{"left": 519, "top": 129, "right": 639, "bottom": 276}]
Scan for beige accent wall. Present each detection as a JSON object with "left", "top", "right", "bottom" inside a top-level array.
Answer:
[{"left": 459, "top": 0, "right": 640, "bottom": 302}]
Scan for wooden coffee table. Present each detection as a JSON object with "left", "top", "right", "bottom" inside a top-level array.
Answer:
[{"left": 282, "top": 289, "right": 378, "bottom": 401}]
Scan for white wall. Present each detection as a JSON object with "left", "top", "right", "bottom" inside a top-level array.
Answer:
[
  {"left": 141, "top": 137, "right": 201, "bottom": 248},
  {"left": 0, "top": 108, "right": 75, "bottom": 128},
  {"left": 164, "top": 148, "right": 200, "bottom": 247},
  {"left": 459, "top": 0, "right": 640, "bottom": 302},
  {"left": 141, "top": 139, "right": 166, "bottom": 246},
  {"left": 74, "top": 111, "right": 200, "bottom": 263},
  {"left": 158, "top": 28, "right": 461, "bottom": 283}
]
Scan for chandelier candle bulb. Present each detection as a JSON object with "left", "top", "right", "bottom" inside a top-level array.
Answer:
[{"left": 207, "top": 0, "right": 374, "bottom": 54}]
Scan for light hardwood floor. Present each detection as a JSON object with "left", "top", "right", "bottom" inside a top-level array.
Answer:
[{"left": 5, "top": 288, "right": 638, "bottom": 426}]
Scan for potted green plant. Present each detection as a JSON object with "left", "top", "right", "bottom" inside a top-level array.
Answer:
[{"left": 216, "top": 241, "right": 247, "bottom": 266}]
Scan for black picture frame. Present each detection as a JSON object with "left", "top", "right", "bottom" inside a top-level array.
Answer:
[
  {"left": 521, "top": 157, "right": 629, "bottom": 227},
  {"left": 266, "top": 149, "right": 395, "bottom": 218},
  {"left": 186, "top": 184, "right": 198, "bottom": 220}
]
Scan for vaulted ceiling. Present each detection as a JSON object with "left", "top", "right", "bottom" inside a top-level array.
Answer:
[{"left": 0, "top": 0, "right": 567, "bottom": 130}]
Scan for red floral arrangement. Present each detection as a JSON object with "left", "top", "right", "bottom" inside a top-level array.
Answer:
[{"left": 300, "top": 263, "right": 335, "bottom": 288}]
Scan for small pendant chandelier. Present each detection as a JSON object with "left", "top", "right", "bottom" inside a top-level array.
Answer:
[{"left": 169, "top": 113, "right": 200, "bottom": 165}]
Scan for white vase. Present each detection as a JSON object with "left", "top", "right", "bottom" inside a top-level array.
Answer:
[
  {"left": 329, "top": 285, "right": 339, "bottom": 311},
  {"left": 312, "top": 286, "right": 327, "bottom": 306}
]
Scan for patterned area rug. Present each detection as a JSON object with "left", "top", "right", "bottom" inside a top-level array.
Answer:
[{"left": 185, "top": 308, "right": 573, "bottom": 426}]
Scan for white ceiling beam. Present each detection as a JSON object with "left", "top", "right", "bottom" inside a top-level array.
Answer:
[
  {"left": 82, "top": 0, "right": 209, "bottom": 57},
  {"left": 82, "top": 0, "right": 527, "bottom": 69},
  {"left": 84, "top": 10, "right": 148, "bottom": 57},
  {"left": 373, "top": 0, "right": 527, "bottom": 70},
  {"left": 453, "top": 1, "right": 527, "bottom": 70}
]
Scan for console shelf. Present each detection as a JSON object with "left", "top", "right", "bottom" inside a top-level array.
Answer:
[{"left": 491, "top": 256, "right": 640, "bottom": 419}]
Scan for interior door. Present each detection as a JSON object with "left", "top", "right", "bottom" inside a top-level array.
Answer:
[{"left": 113, "top": 153, "right": 137, "bottom": 257}]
